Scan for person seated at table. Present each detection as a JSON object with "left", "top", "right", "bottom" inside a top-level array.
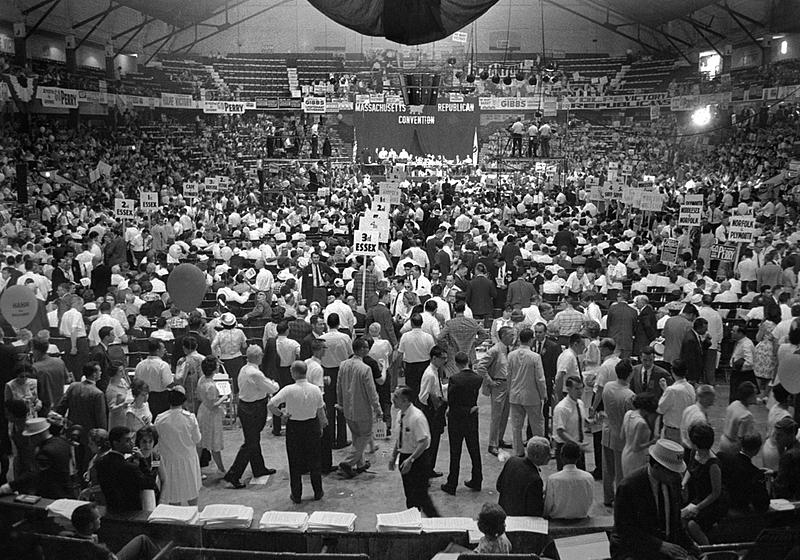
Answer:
[
  {"left": 96, "top": 426, "right": 158, "bottom": 513},
  {"left": 67, "top": 502, "right": 161, "bottom": 560},
  {"left": 496, "top": 436, "right": 550, "bottom": 517},
  {"left": 543, "top": 441, "right": 594, "bottom": 519},
  {"left": 773, "top": 418, "right": 800, "bottom": 501},
  {"left": 475, "top": 502, "right": 512, "bottom": 554}
]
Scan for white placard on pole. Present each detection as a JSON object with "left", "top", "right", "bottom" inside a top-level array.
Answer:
[
  {"left": 140, "top": 192, "right": 159, "bottom": 214},
  {"left": 359, "top": 210, "right": 390, "bottom": 242},
  {"left": 114, "top": 198, "right": 136, "bottom": 220},
  {"left": 684, "top": 194, "right": 704, "bottom": 206},
  {"left": 728, "top": 216, "right": 756, "bottom": 244},
  {"left": 183, "top": 182, "right": 199, "bottom": 199},
  {"left": 353, "top": 230, "right": 380, "bottom": 256},
  {"left": 678, "top": 205, "right": 702, "bottom": 227}
]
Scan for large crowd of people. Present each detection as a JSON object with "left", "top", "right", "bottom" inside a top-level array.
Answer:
[{"left": 0, "top": 83, "right": 800, "bottom": 560}]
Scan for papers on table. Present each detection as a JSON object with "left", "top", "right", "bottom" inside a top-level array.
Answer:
[
  {"left": 259, "top": 511, "right": 309, "bottom": 532},
  {"left": 376, "top": 508, "right": 422, "bottom": 533},
  {"left": 307, "top": 511, "right": 357, "bottom": 533},
  {"left": 770, "top": 499, "right": 797, "bottom": 511},
  {"left": 147, "top": 504, "right": 199, "bottom": 525},
  {"left": 46, "top": 499, "right": 92, "bottom": 522},
  {"left": 421, "top": 517, "right": 481, "bottom": 543},
  {"left": 555, "top": 532, "right": 610, "bottom": 560},
  {"left": 505, "top": 516, "right": 549, "bottom": 534},
  {"left": 198, "top": 504, "right": 254, "bottom": 529}
]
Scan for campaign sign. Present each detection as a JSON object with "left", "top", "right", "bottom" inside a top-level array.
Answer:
[
  {"left": 140, "top": 192, "right": 159, "bottom": 214},
  {"left": 378, "top": 182, "right": 402, "bottom": 205},
  {"left": 728, "top": 216, "right": 756, "bottom": 244},
  {"left": 661, "top": 238, "right": 680, "bottom": 264},
  {"left": 114, "top": 199, "right": 136, "bottom": 220},
  {"left": 678, "top": 205, "right": 702, "bottom": 227},
  {"left": 353, "top": 229, "right": 380, "bottom": 256}
]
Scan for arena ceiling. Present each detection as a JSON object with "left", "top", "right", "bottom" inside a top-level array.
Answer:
[{"left": 114, "top": 0, "right": 231, "bottom": 29}]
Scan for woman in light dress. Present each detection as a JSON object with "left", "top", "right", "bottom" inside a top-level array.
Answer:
[
  {"left": 154, "top": 386, "right": 202, "bottom": 505},
  {"left": 175, "top": 336, "right": 203, "bottom": 413},
  {"left": 196, "top": 356, "right": 227, "bottom": 474},
  {"left": 621, "top": 392, "right": 660, "bottom": 477},
  {"left": 761, "top": 383, "right": 792, "bottom": 471},
  {"left": 126, "top": 379, "right": 152, "bottom": 432},
  {"left": 753, "top": 302, "right": 781, "bottom": 402},
  {"left": 718, "top": 381, "right": 757, "bottom": 455},
  {"left": 105, "top": 363, "right": 132, "bottom": 430}
]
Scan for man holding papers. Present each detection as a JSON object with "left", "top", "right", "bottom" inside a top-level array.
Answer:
[
  {"left": 268, "top": 360, "right": 327, "bottom": 503},
  {"left": 390, "top": 385, "right": 440, "bottom": 517}
]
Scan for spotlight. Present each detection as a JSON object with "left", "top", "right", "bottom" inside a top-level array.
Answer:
[
  {"left": 466, "top": 74, "right": 475, "bottom": 83},
  {"left": 503, "top": 76, "right": 512, "bottom": 85},
  {"left": 479, "top": 70, "right": 489, "bottom": 80},
  {"left": 491, "top": 75, "right": 500, "bottom": 84},
  {"left": 691, "top": 105, "right": 712, "bottom": 126},
  {"left": 528, "top": 75, "right": 537, "bottom": 85},
  {"left": 515, "top": 72, "right": 525, "bottom": 81}
]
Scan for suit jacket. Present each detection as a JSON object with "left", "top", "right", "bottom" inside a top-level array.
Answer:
[
  {"left": 446, "top": 369, "right": 483, "bottom": 414},
  {"left": 634, "top": 305, "right": 657, "bottom": 355},
  {"left": 172, "top": 330, "right": 212, "bottom": 368},
  {"left": 610, "top": 467, "right": 695, "bottom": 560},
  {"left": 300, "top": 262, "right": 335, "bottom": 303},
  {"left": 56, "top": 380, "right": 107, "bottom": 437},
  {"left": 91, "top": 344, "right": 114, "bottom": 393},
  {"left": 680, "top": 329, "right": 708, "bottom": 383},
  {"left": 50, "top": 264, "right": 82, "bottom": 295},
  {"left": 299, "top": 332, "right": 321, "bottom": 361},
  {"left": 774, "top": 443, "right": 800, "bottom": 500},
  {"left": 90, "top": 264, "right": 112, "bottom": 298},
  {"left": 465, "top": 275, "right": 497, "bottom": 316},
  {"left": 496, "top": 456, "right": 544, "bottom": 517},
  {"left": 96, "top": 451, "right": 157, "bottom": 512},
  {"left": 630, "top": 364, "right": 672, "bottom": 399},
  {"left": 534, "top": 338, "right": 562, "bottom": 402},
  {"left": 9, "top": 435, "right": 73, "bottom": 499},
  {"left": 365, "top": 303, "right": 398, "bottom": 348},
  {"left": 717, "top": 451, "right": 769, "bottom": 513},
  {"left": 606, "top": 302, "right": 638, "bottom": 353},
  {"left": 506, "top": 279, "right": 536, "bottom": 310}
]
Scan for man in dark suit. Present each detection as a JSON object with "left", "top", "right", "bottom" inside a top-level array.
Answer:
[
  {"left": 442, "top": 352, "right": 483, "bottom": 495},
  {"left": 300, "top": 314, "right": 326, "bottom": 360},
  {"left": 718, "top": 433, "right": 769, "bottom": 514},
  {"left": 50, "top": 253, "right": 83, "bottom": 295},
  {"left": 172, "top": 312, "right": 212, "bottom": 368},
  {"left": 606, "top": 291, "right": 638, "bottom": 359},
  {"left": 2, "top": 417, "right": 73, "bottom": 499},
  {"left": 365, "top": 290, "right": 398, "bottom": 348},
  {"left": 680, "top": 318, "right": 710, "bottom": 385},
  {"left": 96, "top": 426, "right": 158, "bottom": 512},
  {"left": 465, "top": 263, "right": 496, "bottom": 323},
  {"left": 90, "top": 261, "right": 112, "bottom": 298},
  {"left": 610, "top": 439, "right": 699, "bottom": 560},
  {"left": 91, "top": 326, "right": 115, "bottom": 392},
  {"left": 631, "top": 347, "right": 672, "bottom": 399},
  {"left": 495, "top": 436, "right": 550, "bottom": 516},
  {"left": 56, "top": 361, "right": 107, "bottom": 472},
  {"left": 300, "top": 252, "right": 335, "bottom": 306},
  {"left": 633, "top": 295, "right": 658, "bottom": 357},
  {"left": 532, "top": 323, "right": 561, "bottom": 437}
]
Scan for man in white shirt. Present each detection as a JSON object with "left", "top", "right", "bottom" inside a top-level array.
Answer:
[
  {"left": 680, "top": 385, "right": 715, "bottom": 454},
  {"left": 544, "top": 441, "right": 594, "bottom": 519},
  {"left": 304, "top": 338, "right": 326, "bottom": 390},
  {"left": 254, "top": 259, "right": 274, "bottom": 295},
  {"left": 397, "top": 314, "right": 436, "bottom": 394},
  {"left": 553, "top": 376, "right": 589, "bottom": 470},
  {"left": 87, "top": 301, "right": 127, "bottom": 347},
  {"left": 605, "top": 253, "right": 627, "bottom": 299},
  {"left": 555, "top": 334, "right": 585, "bottom": 398},
  {"left": 133, "top": 339, "right": 175, "bottom": 418},
  {"left": 697, "top": 295, "right": 723, "bottom": 385},
  {"left": 729, "top": 325, "right": 756, "bottom": 404},
  {"left": 657, "top": 358, "right": 696, "bottom": 443},
  {"left": 409, "top": 265, "right": 432, "bottom": 299},
  {"left": 418, "top": 346, "right": 449, "bottom": 478},
  {"left": 324, "top": 290, "right": 356, "bottom": 334},
  {"left": 268, "top": 360, "right": 326, "bottom": 502}
]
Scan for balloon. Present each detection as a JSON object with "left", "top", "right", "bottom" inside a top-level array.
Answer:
[
  {"left": 737, "top": 203, "right": 749, "bottom": 215},
  {"left": 777, "top": 350, "right": 800, "bottom": 394},
  {"left": 0, "top": 285, "right": 39, "bottom": 329},
  {"left": 167, "top": 264, "right": 208, "bottom": 312}
]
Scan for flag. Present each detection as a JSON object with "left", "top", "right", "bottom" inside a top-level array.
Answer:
[{"left": 471, "top": 128, "right": 478, "bottom": 166}]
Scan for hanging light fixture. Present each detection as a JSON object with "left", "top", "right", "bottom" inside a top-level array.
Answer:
[
  {"left": 516, "top": 71, "right": 525, "bottom": 81},
  {"left": 491, "top": 75, "right": 500, "bottom": 84},
  {"left": 528, "top": 75, "right": 537, "bottom": 85},
  {"left": 466, "top": 74, "right": 476, "bottom": 83},
  {"left": 480, "top": 70, "right": 489, "bottom": 80}
]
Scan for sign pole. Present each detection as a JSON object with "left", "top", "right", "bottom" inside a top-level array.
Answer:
[{"left": 361, "top": 257, "right": 368, "bottom": 315}]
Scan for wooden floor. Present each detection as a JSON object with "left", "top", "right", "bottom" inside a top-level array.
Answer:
[{"left": 194, "top": 381, "right": 764, "bottom": 532}]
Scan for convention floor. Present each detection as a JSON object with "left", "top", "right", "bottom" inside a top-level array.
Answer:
[{"left": 196, "top": 382, "right": 765, "bottom": 532}]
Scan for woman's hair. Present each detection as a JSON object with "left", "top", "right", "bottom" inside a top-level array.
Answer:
[
  {"left": 764, "top": 300, "right": 782, "bottom": 324},
  {"left": 201, "top": 356, "right": 218, "bottom": 377},
  {"left": 136, "top": 425, "right": 159, "bottom": 447},
  {"left": 476, "top": 503, "right": 507, "bottom": 539},
  {"left": 88, "top": 428, "right": 110, "bottom": 451},
  {"left": 106, "top": 361, "right": 125, "bottom": 380},
  {"left": 168, "top": 388, "right": 187, "bottom": 407},
  {"left": 735, "top": 381, "right": 757, "bottom": 404},
  {"left": 688, "top": 423, "right": 714, "bottom": 451},
  {"left": 632, "top": 392, "right": 659, "bottom": 414},
  {"left": 131, "top": 378, "right": 150, "bottom": 398},
  {"left": 155, "top": 316, "right": 167, "bottom": 329}
]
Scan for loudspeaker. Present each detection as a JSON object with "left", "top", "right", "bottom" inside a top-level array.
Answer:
[{"left": 16, "top": 163, "right": 27, "bottom": 204}]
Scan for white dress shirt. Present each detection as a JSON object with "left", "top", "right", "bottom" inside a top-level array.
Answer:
[
  {"left": 657, "top": 379, "right": 696, "bottom": 428},
  {"left": 269, "top": 378, "right": 323, "bottom": 421},
  {"left": 544, "top": 464, "right": 594, "bottom": 519}
]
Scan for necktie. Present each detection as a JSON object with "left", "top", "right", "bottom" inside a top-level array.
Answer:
[
  {"left": 643, "top": 368, "right": 649, "bottom": 388},
  {"left": 399, "top": 413, "right": 404, "bottom": 449},
  {"left": 576, "top": 400, "right": 584, "bottom": 442},
  {"left": 393, "top": 294, "right": 400, "bottom": 315}
]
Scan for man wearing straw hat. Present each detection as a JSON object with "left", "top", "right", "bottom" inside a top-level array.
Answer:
[
  {"left": 610, "top": 438, "right": 699, "bottom": 560},
  {"left": 0, "top": 417, "right": 72, "bottom": 499}
]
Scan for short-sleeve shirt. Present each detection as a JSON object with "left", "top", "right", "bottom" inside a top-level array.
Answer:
[
  {"left": 394, "top": 404, "right": 431, "bottom": 455},
  {"left": 276, "top": 336, "right": 300, "bottom": 367},
  {"left": 398, "top": 329, "right": 435, "bottom": 363},
  {"left": 60, "top": 308, "right": 87, "bottom": 338},
  {"left": 269, "top": 378, "right": 323, "bottom": 421},
  {"left": 553, "top": 396, "right": 586, "bottom": 444},
  {"left": 304, "top": 357, "right": 325, "bottom": 389},
  {"left": 134, "top": 356, "right": 174, "bottom": 393},
  {"left": 419, "top": 364, "right": 443, "bottom": 406}
]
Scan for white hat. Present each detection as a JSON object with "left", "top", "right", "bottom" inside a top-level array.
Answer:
[
  {"left": 220, "top": 312, "right": 236, "bottom": 328},
  {"left": 648, "top": 439, "right": 686, "bottom": 474},
  {"left": 22, "top": 417, "right": 51, "bottom": 437}
]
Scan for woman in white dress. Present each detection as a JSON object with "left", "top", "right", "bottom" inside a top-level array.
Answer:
[
  {"left": 621, "top": 392, "right": 660, "bottom": 477},
  {"left": 105, "top": 363, "right": 131, "bottom": 430},
  {"left": 154, "top": 386, "right": 202, "bottom": 505},
  {"left": 196, "top": 356, "right": 227, "bottom": 474},
  {"left": 718, "top": 381, "right": 757, "bottom": 455}
]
